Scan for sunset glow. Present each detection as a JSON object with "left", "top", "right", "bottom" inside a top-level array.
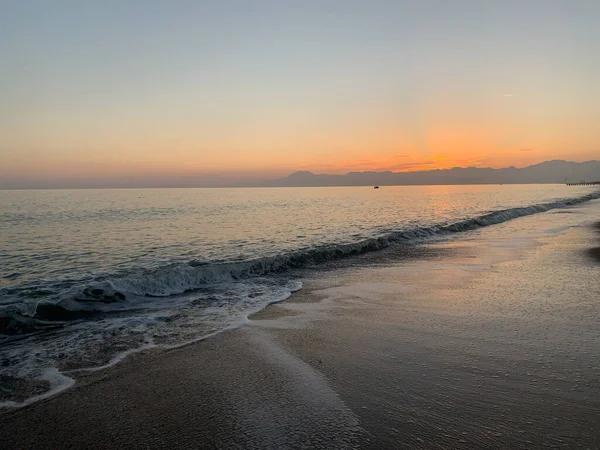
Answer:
[{"left": 1, "top": 1, "right": 598, "bottom": 188}]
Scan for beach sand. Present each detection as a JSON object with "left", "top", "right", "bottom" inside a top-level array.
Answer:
[{"left": 1, "top": 205, "right": 600, "bottom": 449}]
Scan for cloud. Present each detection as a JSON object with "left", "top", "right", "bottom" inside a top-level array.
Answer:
[
  {"left": 387, "top": 161, "right": 437, "bottom": 171},
  {"left": 313, "top": 154, "right": 489, "bottom": 174},
  {"left": 503, "top": 93, "right": 515, "bottom": 97}
]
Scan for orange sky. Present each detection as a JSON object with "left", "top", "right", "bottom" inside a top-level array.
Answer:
[{"left": 1, "top": 2, "right": 598, "bottom": 188}]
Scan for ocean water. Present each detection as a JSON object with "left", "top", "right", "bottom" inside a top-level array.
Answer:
[{"left": 1, "top": 184, "right": 599, "bottom": 406}]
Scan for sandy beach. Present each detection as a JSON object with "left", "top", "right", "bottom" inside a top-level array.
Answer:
[{"left": 1, "top": 203, "right": 600, "bottom": 449}]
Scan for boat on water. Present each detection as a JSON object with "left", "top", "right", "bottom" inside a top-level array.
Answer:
[{"left": 374, "top": 186, "right": 380, "bottom": 189}]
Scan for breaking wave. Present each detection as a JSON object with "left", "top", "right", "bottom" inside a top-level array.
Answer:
[{"left": 2, "top": 191, "right": 598, "bottom": 335}]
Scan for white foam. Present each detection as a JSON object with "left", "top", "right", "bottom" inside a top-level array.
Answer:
[
  {"left": 0, "top": 368, "right": 75, "bottom": 409},
  {"left": 0, "top": 279, "right": 304, "bottom": 409},
  {"left": 68, "top": 342, "right": 158, "bottom": 374}
]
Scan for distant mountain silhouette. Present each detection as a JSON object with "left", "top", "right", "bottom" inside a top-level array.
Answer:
[{"left": 259, "top": 160, "right": 600, "bottom": 187}]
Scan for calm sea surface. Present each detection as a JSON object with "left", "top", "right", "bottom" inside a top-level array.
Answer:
[{"left": 1, "top": 185, "right": 599, "bottom": 406}]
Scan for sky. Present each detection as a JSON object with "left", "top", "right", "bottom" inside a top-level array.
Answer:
[{"left": 1, "top": 0, "right": 599, "bottom": 188}]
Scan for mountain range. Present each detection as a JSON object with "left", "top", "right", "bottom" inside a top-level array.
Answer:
[{"left": 257, "top": 160, "right": 600, "bottom": 187}]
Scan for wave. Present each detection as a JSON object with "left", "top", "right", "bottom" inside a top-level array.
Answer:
[
  {"left": 99, "top": 191, "right": 600, "bottom": 297},
  {"left": 1, "top": 191, "right": 599, "bottom": 334}
]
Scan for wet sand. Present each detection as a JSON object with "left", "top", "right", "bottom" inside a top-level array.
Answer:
[
  {"left": 588, "top": 221, "right": 600, "bottom": 262},
  {"left": 1, "top": 208, "right": 600, "bottom": 449}
]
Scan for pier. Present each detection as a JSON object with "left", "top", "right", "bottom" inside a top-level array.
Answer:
[{"left": 566, "top": 181, "right": 600, "bottom": 186}]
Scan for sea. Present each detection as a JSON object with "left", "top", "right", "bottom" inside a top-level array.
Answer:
[{"left": 1, "top": 184, "right": 599, "bottom": 407}]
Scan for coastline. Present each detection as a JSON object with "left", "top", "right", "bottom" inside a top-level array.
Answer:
[{"left": 1, "top": 202, "right": 600, "bottom": 449}]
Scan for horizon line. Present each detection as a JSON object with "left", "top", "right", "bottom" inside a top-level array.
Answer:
[
  {"left": 1, "top": 158, "right": 598, "bottom": 190},
  {"left": 0, "top": 182, "right": 579, "bottom": 192}
]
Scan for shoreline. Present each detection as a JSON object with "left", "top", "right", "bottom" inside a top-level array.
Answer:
[{"left": 1, "top": 204, "right": 600, "bottom": 448}]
